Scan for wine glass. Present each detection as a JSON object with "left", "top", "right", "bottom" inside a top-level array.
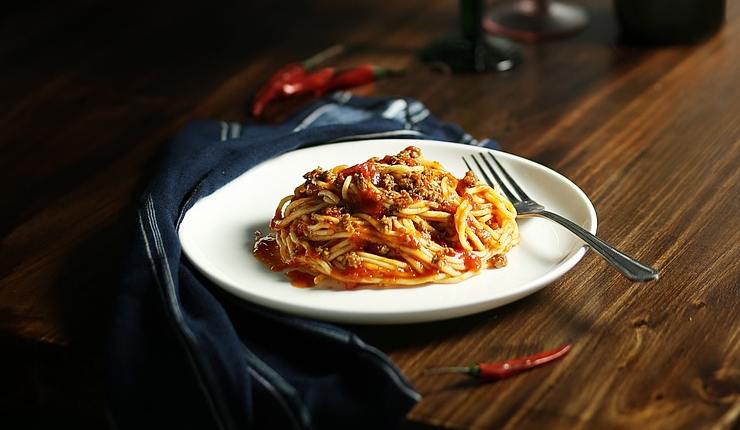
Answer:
[
  {"left": 483, "top": 0, "right": 588, "bottom": 42},
  {"left": 420, "top": 0, "right": 522, "bottom": 73}
]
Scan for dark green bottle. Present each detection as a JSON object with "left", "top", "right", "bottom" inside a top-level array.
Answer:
[{"left": 615, "top": 0, "right": 725, "bottom": 45}]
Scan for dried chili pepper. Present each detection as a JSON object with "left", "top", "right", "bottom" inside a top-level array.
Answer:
[
  {"left": 282, "top": 66, "right": 337, "bottom": 96},
  {"left": 425, "top": 344, "right": 572, "bottom": 381},
  {"left": 323, "top": 63, "right": 404, "bottom": 93},
  {"left": 251, "top": 63, "right": 305, "bottom": 118},
  {"left": 251, "top": 45, "right": 344, "bottom": 118}
]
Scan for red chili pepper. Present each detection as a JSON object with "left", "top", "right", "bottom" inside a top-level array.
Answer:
[
  {"left": 251, "top": 45, "right": 344, "bottom": 118},
  {"left": 251, "top": 63, "right": 306, "bottom": 118},
  {"left": 323, "top": 64, "right": 404, "bottom": 94},
  {"left": 282, "top": 67, "right": 336, "bottom": 96},
  {"left": 425, "top": 344, "right": 572, "bottom": 381}
]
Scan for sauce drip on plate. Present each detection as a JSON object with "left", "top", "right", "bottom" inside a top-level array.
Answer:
[{"left": 253, "top": 234, "right": 287, "bottom": 271}]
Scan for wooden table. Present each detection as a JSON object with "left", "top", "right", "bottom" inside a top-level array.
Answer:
[{"left": 2, "top": 0, "right": 738, "bottom": 428}]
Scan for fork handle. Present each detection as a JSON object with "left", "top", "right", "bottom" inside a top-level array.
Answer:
[{"left": 533, "top": 210, "right": 660, "bottom": 282}]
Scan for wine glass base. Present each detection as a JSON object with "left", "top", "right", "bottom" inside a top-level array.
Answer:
[
  {"left": 420, "top": 35, "right": 522, "bottom": 73},
  {"left": 483, "top": 0, "right": 588, "bottom": 42}
]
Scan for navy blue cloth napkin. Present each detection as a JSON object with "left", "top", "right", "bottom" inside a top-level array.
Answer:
[{"left": 107, "top": 93, "right": 500, "bottom": 430}]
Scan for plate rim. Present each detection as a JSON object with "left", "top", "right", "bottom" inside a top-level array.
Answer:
[{"left": 179, "top": 138, "right": 597, "bottom": 324}]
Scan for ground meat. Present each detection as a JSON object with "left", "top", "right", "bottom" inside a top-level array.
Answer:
[
  {"left": 303, "top": 167, "right": 336, "bottom": 183},
  {"left": 366, "top": 243, "right": 390, "bottom": 255},
  {"left": 345, "top": 252, "right": 362, "bottom": 268},
  {"left": 396, "top": 173, "right": 423, "bottom": 191},
  {"left": 379, "top": 146, "right": 421, "bottom": 166},
  {"left": 489, "top": 254, "right": 507, "bottom": 268},
  {"left": 380, "top": 174, "right": 396, "bottom": 190},
  {"left": 414, "top": 177, "right": 444, "bottom": 202},
  {"left": 458, "top": 170, "right": 479, "bottom": 192},
  {"left": 317, "top": 245, "right": 331, "bottom": 260},
  {"left": 398, "top": 146, "right": 421, "bottom": 159},
  {"left": 354, "top": 174, "right": 369, "bottom": 191},
  {"left": 431, "top": 250, "right": 446, "bottom": 265},
  {"left": 392, "top": 190, "right": 414, "bottom": 208},
  {"left": 298, "top": 167, "right": 338, "bottom": 196},
  {"left": 322, "top": 206, "right": 345, "bottom": 218},
  {"left": 394, "top": 169, "right": 450, "bottom": 204},
  {"left": 340, "top": 214, "right": 354, "bottom": 233}
]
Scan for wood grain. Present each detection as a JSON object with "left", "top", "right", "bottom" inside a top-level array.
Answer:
[{"left": 1, "top": 0, "right": 738, "bottom": 428}]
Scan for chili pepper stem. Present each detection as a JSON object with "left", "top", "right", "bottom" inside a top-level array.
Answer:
[
  {"left": 424, "top": 344, "right": 572, "bottom": 381},
  {"left": 372, "top": 66, "right": 406, "bottom": 79},
  {"left": 424, "top": 366, "right": 477, "bottom": 376},
  {"left": 302, "top": 44, "right": 345, "bottom": 70}
]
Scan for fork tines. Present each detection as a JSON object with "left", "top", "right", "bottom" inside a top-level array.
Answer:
[{"left": 463, "top": 152, "right": 526, "bottom": 203}]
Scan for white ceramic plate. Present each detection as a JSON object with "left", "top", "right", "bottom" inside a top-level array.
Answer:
[{"left": 179, "top": 139, "right": 596, "bottom": 324}]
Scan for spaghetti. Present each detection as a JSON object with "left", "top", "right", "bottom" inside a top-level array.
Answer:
[{"left": 254, "top": 146, "right": 519, "bottom": 288}]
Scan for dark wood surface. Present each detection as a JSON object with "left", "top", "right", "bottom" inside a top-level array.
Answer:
[{"left": 2, "top": 0, "right": 738, "bottom": 428}]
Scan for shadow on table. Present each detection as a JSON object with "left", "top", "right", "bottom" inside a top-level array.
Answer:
[{"left": 346, "top": 286, "right": 596, "bottom": 354}]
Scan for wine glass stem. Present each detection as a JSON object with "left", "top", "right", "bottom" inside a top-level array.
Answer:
[
  {"left": 460, "top": 0, "right": 484, "bottom": 41},
  {"left": 522, "top": 0, "right": 549, "bottom": 15}
]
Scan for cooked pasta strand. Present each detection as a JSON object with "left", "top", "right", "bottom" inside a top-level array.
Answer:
[{"left": 254, "top": 147, "right": 519, "bottom": 289}]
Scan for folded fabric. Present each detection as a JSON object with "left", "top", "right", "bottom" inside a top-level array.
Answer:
[{"left": 106, "top": 93, "right": 500, "bottom": 430}]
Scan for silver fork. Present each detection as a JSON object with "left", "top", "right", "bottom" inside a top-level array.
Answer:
[{"left": 463, "top": 152, "right": 659, "bottom": 282}]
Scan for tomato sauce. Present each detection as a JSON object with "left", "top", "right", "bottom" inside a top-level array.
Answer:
[
  {"left": 379, "top": 146, "right": 419, "bottom": 166},
  {"left": 339, "top": 161, "right": 378, "bottom": 181},
  {"left": 462, "top": 251, "right": 482, "bottom": 272},
  {"left": 337, "top": 161, "right": 386, "bottom": 217},
  {"left": 438, "top": 201, "right": 458, "bottom": 213},
  {"left": 349, "top": 231, "right": 366, "bottom": 249},
  {"left": 254, "top": 235, "right": 321, "bottom": 288},
  {"left": 352, "top": 187, "right": 385, "bottom": 218},
  {"left": 446, "top": 248, "right": 482, "bottom": 272},
  {"left": 340, "top": 264, "right": 417, "bottom": 288},
  {"left": 343, "top": 266, "right": 376, "bottom": 281},
  {"left": 285, "top": 270, "right": 315, "bottom": 288},
  {"left": 253, "top": 234, "right": 288, "bottom": 271},
  {"left": 456, "top": 174, "right": 476, "bottom": 196},
  {"left": 397, "top": 232, "right": 420, "bottom": 248}
]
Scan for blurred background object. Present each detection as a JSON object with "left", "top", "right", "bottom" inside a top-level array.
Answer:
[
  {"left": 483, "top": 0, "right": 589, "bottom": 42},
  {"left": 614, "top": 0, "right": 725, "bottom": 45},
  {"left": 420, "top": 0, "right": 522, "bottom": 73}
]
